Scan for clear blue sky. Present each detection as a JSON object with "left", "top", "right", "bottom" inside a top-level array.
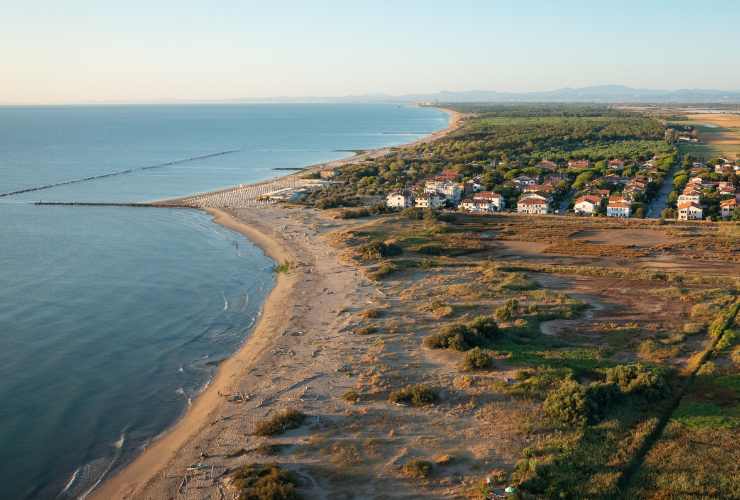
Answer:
[{"left": 3, "top": 0, "right": 739, "bottom": 104}]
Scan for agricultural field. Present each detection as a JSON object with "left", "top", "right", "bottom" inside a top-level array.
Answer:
[
  {"left": 318, "top": 208, "right": 739, "bottom": 498},
  {"left": 680, "top": 113, "right": 740, "bottom": 161}
]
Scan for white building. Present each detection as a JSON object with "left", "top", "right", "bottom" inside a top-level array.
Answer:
[
  {"left": 574, "top": 195, "right": 601, "bottom": 215},
  {"left": 424, "top": 180, "right": 462, "bottom": 203},
  {"left": 385, "top": 190, "right": 414, "bottom": 209},
  {"left": 720, "top": 198, "right": 737, "bottom": 218},
  {"left": 460, "top": 192, "right": 505, "bottom": 213},
  {"left": 607, "top": 197, "right": 631, "bottom": 218},
  {"left": 677, "top": 201, "right": 703, "bottom": 221},
  {"left": 415, "top": 192, "right": 446, "bottom": 209},
  {"left": 517, "top": 195, "right": 549, "bottom": 215}
]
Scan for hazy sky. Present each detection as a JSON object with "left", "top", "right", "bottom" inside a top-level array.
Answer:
[{"left": 3, "top": 0, "right": 740, "bottom": 104}]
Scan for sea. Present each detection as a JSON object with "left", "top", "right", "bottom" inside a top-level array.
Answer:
[{"left": 0, "top": 103, "right": 448, "bottom": 499}]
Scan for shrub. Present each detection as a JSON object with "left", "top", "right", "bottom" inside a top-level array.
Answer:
[
  {"left": 354, "top": 326, "right": 377, "bottom": 335},
  {"left": 424, "top": 316, "right": 499, "bottom": 351},
  {"left": 254, "top": 409, "right": 306, "bottom": 436},
  {"left": 231, "top": 463, "right": 299, "bottom": 500},
  {"left": 401, "top": 459, "right": 433, "bottom": 479},
  {"left": 584, "top": 382, "right": 621, "bottom": 421},
  {"left": 415, "top": 243, "right": 444, "bottom": 255},
  {"left": 389, "top": 384, "right": 438, "bottom": 406},
  {"left": 342, "top": 390, "right": 360, "bottom": 403},
  {"left": 358, "top": 240, "right": 403, "bottom": 260},
  {"left": 368, "top": 261, "right": 397, "bottom": 280},
  {"left": 495, "top": 299, "right": 519, "bottom": 321},
  {"left": 462, "top": 347, "right": 492, "bottom": 371},
  {"left": 605, "top": 363, "right": 670, "bottom": 400},
  {"left": 274, "top": 261, "right": 293, "bottom": 273},
  {"left": 544, "top": 379, "right": 618, "bottom": 427},
  {"left": 543, "top": 379, "right": 590, "bottom": 427}
]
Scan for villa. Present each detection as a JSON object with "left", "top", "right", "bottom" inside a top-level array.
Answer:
[
  {"left": 606, "top": 196, "right": 631, "bottom": 218},
  {"left": 386, "top": 190, "right": 415, "bottom": 209},
  {"left": 677, "top": 201, "right": 703, "bottom": 221},
  {"left": 574, "top": 194, "right": 602, "bottom": 215}
]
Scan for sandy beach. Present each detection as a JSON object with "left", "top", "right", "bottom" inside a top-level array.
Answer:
[{"left": 91, "top": 107, "right": 464, "bottom": 499}]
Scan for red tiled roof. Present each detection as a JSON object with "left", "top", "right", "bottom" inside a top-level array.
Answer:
[
  {"left": 518, "top": 198, "right": 547, "bottom": 206},
  {"left": 677, "top": 201, "right": 702, "bottom": 209}
]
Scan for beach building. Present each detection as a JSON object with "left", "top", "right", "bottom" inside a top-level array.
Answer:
[
  {"left": 517, "top": 195, "right": 549, "bottom": 215},
  {"left": 607, "top": 196, "right": 631, "bottom": 218},
  {"left": 677, "top": 201, "right": 703, "bottom": 221},
  {"left": 415, "top": 192, "right": 446, "bottom": 209},
  {"left": 574, "top": 195, "right": 602, "bottom": 215},
  {"left": 720, "top": 198, "right": 737, "bottom": 218},
  {"left": 386, "top": 190, "right": 414, "bottom": 209},
  {"left": 460, "top": 191, "right": 505, "bottom": 213},
  {"left": 424, "top": 179, "right": 462, "bottom": 203}
]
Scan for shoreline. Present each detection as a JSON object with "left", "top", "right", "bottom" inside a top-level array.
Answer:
[
  {"left": 90, "top": 207, "right": 296, "bottom": 499},
  {"left": 90, "top": 105, "right": 462, "bottom": 499}
]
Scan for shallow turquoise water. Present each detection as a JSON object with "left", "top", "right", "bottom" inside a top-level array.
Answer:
[{"left": 0, "top": 103, "right": 447, "bottom": 498}]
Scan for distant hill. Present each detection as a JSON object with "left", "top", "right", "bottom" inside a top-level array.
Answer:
[{"left": 235, "top": 85, "right": 740, "bottom": 104}]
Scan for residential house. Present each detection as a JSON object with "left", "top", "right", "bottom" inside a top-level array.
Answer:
[
  {"left": 677, "top": 193, "right": 701, "bottom": 204},
  {"left": 385, "top": 190, "right": 414, "bottom": 209},
  {"left": 435, "top": 169, "right": 459, "bottom": 182},
  {"left": 517, "top": 194, "right": 550, "bottom": 215},
  {"left": 536, "top": 160, "right": 559, "bottom": 171},
  {"left": 460, "top": 192, "right": 505, "bottom": 213},
  {"left": 415, "top": 192, "right": 446, "bottom": 209},
  {"left": 424, "top": 179, "right": 462, "bottom": 203},
  {"left": 720, "top": 198, "right": 737, "bottom": 218},
  {"left": 608, "top": 159, "right": 625, "bottom": 170},
  {"left": 513, "top": 175, "right": 537, "bottom": 190},
  {"left": 523, "top": 183, "right": 555, "bottom": 195},
  {"left": 574, "top": 195, "right": 602, "bottom": 215},
  {"left": 718, "top": 182, "right": 736, "bottom": 196},
  {"left": 568, "top": 159, "right": 591, "bottom": 170},
  {"left": 463, "top": 178, "right": 483, "bottom": 195},
  {"left": 677, "top": 201, "right": 703, "bottom": 221},
  {"left": 607, "top": 196, "right": 631, "bottom": 218}
]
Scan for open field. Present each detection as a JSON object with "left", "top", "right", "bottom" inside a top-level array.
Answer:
[
  {"left": 676, "top": 112, "right": 740, "bottom": 160},
  {"left": 312, "top": 209, "right": 739, "bottom": 498}
]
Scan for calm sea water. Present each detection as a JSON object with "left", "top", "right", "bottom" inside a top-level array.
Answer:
[{"left": 0, "top": 103, "right": 447, "bottom": 499}]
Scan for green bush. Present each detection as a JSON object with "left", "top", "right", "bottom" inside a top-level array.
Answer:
[
  {"left": 389, "top": 384, "right": 438, "bottom": 406},
  {"left": 424, "top": 316, "right": 499, "bottom": 351},
  {"left": 254, "top": 409, "right": 307, "bottom": 436},
  {"left": 462, "top": 347, "right": 492, "bottom": 370},
  {"left": 401, "top": 459, "right": 434, "bottom": 479},
  {"left": 495, "top": 298, "right": 519, "bottom": 321},
  {"left": 232, "top": 463, "right": 300, "bottom": 500},
  {"left": 358, "top": 240, "right": 403, "bottom": 260},
  {"left": 544, "top": 379, "right": 590, "bottom": 427},
  {"left": 605, "top": 363, "right": 670, "bottom": 399}
]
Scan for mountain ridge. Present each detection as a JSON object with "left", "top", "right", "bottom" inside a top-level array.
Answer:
[{"left": 231, "top": 85, "right": 740, "bottom": 104}]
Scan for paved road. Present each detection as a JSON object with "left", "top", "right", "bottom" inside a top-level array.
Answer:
[{"left": 647, "top": 161, "right": 681, "bottom": 218}]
